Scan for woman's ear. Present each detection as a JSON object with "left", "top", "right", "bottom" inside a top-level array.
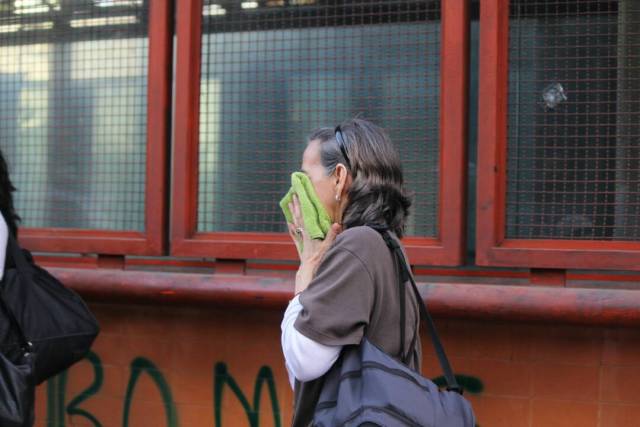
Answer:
[{"left": 334, "top": 163, "right": 349, "bottom": 199}]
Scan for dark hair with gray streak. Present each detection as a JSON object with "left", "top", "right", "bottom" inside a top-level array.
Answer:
[{"left": 307, "top": 118, "right": 412, "bottom": 238}]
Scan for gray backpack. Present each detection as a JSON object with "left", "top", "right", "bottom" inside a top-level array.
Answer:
[{"left": 312, "top": 226, "right": 476, "bottom": 427}]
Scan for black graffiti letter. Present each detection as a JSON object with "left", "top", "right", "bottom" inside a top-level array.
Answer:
[
  {"left": 214, "top": 362, "right": 281, "bottom": 427},
  {"left": 123, "top": 357, "right": 179, "bottom": 427}
]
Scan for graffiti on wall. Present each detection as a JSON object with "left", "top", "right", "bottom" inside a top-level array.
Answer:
[
  {"left": 45, "top": 351, "right": 483, "bottom": 427},
  {"left": 47, "top": 352, "right": 178, "bottom": 427}
]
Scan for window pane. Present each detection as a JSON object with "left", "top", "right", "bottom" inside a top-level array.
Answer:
[
  {"left": 0, "top": 0, "right": 148, "bottom": 231},
  {"left": 506, "top": 0, "right": 640, "bottom": 240},
  {"left": 198, "top": 0, "right": 441, "bottom": 237}
]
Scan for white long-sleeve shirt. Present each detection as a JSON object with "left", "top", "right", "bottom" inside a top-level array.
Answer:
[
  {"left": 0, "top": 213, "right": 8, "bottom": 281},
  {"left": 280, "top": 295, "right": 342, "bottom": 389}
]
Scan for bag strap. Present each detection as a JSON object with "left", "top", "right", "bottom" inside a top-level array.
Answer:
[
  {"left": 392, "top": 247, "right": 407, "bottom": 363},
  {"left": 369, "top": 224, "right": 462, "bottom": 394},
  {"left": 7, "top": 233, "right": 32, "bottom": 280},
  {"left": 391, "top": 245, "right": 418, "bottom": 366},
  {"left": 0, "top": 234, "right": 33, "bottom": 354},
  {"left": 407, "top": 266, "right": 461, "bottom": 393}
]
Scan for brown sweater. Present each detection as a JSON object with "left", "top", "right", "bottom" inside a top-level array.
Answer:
[{"left": 292, "top": 225, "right": 422, "bottom": 426}]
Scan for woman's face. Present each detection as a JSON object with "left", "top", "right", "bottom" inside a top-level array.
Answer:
[{"left": 301, "top": 139, "right": 347, "bottom": 223}]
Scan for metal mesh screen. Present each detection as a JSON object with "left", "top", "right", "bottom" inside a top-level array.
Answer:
[
  {"left": 198, "top": 0, "right": 440, "bottom": 236},
  {"left": 0, "top": 0, "right": 148, "bottom": 231},
  {"left": 506, "top": 0, "right": 640, "bottom": 240}
]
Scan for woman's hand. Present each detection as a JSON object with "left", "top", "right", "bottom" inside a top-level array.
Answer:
[{"left": 288, "top": 194, "right": 342, "bottom": 295}]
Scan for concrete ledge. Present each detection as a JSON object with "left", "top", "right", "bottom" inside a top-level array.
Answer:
[{"left": 50, "top": 267, "right": 640, "bottom": 327}]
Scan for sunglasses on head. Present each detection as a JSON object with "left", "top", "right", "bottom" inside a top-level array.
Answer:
[{"left": 334, "top": 126, "right": 352, "bottom": 170}]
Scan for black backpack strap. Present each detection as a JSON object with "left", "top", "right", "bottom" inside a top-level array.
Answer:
[
  {"left": 390, "top": 242, "right": 407, "bottom": 362},
  {"left": 377, "top": 227, "right": 410, "bottom": 364},
  {"left": 368, "top": 224, "right": 462, "bottom": 394},
  {"left": 407, "top": 271, "right": 461, "bottom": 393}
]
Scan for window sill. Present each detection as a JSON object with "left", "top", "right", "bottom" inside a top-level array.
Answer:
[{"left": 48, "top": 267, "right": 640, "bottom": 327}]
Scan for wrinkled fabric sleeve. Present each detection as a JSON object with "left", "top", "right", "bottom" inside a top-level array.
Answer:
[
  {"left": 294, "top": 247, "right": 375, "bottom": 346},
  {"left": 281, "top": 295, "right": 341, "bottom": 387}
]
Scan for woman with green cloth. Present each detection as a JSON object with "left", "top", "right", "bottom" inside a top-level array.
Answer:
[{"left": 280, "top": 118, "right": 421, "bottom": 426}]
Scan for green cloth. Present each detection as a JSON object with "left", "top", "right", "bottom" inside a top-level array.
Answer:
[{"left": 280, "top": 172, "right": 332, "bottom": 240}]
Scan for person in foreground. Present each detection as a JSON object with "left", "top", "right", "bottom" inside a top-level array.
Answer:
[
  {"left": 0, "top": 148, "right": 33, "bottom": 426},
  {"left": 280, "top": 118, "right": 421, "bottom": 426}
]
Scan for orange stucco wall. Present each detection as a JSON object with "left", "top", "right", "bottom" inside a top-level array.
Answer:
[{"left": 34, "top": 302, "right": 640, "bottom": 427}]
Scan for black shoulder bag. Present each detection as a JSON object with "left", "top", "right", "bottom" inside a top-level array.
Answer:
[
  {"left": 0, "top": 284, "right": 35, "bottom": 427},
  {"left": 312, "top": 225, "right": 476, "bottom": 427},
  {"left": 0, "top": 234, "right": 100, "bottom": 386}
]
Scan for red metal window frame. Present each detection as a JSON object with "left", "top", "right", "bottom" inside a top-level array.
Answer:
[
  {"left": 476, "top": 0, "right": 640, "bottom": 271},
  {"left": 172, "top": 0, "right": 469, "bottom": 265},
  {"left": 18, "top": 0, "right": 172, "bottom": 257}
]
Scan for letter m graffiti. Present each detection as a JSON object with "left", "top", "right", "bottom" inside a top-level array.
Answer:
[{"left": 214, "top": 362, "right": 281, "bottom": 427}]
